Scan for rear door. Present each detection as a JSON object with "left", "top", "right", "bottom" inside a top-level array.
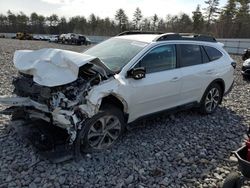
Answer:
[{"left": 178, "top": 44, "right": 215, "bottom": 104}]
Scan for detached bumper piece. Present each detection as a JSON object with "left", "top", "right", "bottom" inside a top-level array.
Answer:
[
  {"left": 39, "top": 146, "right": 74, "bottom": 163},
  {"left": 18, "top": 119, "right": 75, "bottom": 163}
]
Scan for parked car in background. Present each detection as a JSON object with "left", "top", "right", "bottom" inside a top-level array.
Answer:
[
  {"left": 33, "top": 35, "right": 40, "bottom": 40},
  {"left": 32, "top": 35, "right": 49, "bottom": 41},
  {"left": 76, "top": 34, "right": 87, "bottom": 45},
  {"left": 58, "top": 34, "right": 66, "bottom": 43},
  {"left": 72, "top": 34, "right": 91, "bottom": 45},
  {"left": 64, "top": 33, "right": 75, "bottom": 43},
  {"left": 242, "top": 48, "right": 250, "bottom": 78},
  {"left": 0, "top": 34, "right": 5, "bottom": 38},
  {"left": 16, "top": 32, "right": 33, "bottom": 40},
  {"left": 242, "top": 48, "right": 250, "bottom": 61},
  {"left": 59, "top": 33, "right": 91, "bottom": 45},
  {"left": 49, "top": 35, "right": 59, "bottom": 43},
  {"left": 42, "top": 35, "right": 50, "bottom": 41},
  {"left": 0, "top": 32, "right": 235, "bottom": 156},
  {"left": 85, "top": 36, "right": 91, "bottom": 45}
]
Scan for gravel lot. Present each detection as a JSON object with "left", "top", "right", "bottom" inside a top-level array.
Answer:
[{"left": 0, "top": 38, "right": 250, "bottom": 188}]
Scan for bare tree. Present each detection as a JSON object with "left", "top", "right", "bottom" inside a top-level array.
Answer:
[{"left": 203, "top": 0, "right": 220, "bottom": 29}]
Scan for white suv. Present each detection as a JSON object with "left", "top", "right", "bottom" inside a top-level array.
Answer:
[{"left": 0, "top": 32, "right": 235, "bottom": 155}]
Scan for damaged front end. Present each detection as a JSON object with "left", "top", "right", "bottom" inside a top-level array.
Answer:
[{"left": 0, "top": 48, "right": 113, "bottom": 161}]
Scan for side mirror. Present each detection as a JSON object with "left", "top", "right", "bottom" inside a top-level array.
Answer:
[{"left": 127, "top": 67, "right": 146, "bottom": 80}]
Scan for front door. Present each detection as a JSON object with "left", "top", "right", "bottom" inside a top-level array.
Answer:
[{"left": 126, "top": 44, "right": 182, "bottom": 122}]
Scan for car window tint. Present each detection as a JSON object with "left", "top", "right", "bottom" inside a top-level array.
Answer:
[
  {"left": 201, "top": 46, "right": 210, "bottom": 63},
  {"left": 179, "top": 44, "right": 202, "bottom": 67},
  {"left": 204, "top": 46, "right": 223, "bottom": 61},
  {"left": 138, "top": 45, "right": 176, "bottom": 73}
]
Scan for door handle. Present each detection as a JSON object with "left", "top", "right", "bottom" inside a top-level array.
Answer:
[{"left": 170, "top": 77, "right": 179, "bottom": 82}]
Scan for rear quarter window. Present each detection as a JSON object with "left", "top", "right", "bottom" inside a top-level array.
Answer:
[{"left": 204, "top": 46, "right": 223, "bottom": 61}]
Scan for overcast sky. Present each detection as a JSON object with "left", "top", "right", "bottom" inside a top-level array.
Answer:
[{"left": 0, "top": 0, "right": 228, "bottom": 20}]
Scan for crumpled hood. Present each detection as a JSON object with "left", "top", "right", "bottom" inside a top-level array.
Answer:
[{"left": 14, "top": 48, "right": 98, "bottom": 87}]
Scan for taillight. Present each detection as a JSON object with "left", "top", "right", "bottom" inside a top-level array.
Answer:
[{"left": 231, "top": 62, "right": 236, "bottom": 69}]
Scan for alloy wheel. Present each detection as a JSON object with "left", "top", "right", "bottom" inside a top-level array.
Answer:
[
  {"left": 205, "top": 87, "right": 220, "bottom": 113},
  {"left": 87, "top": 115, "right": 122, "bottom": 149}
]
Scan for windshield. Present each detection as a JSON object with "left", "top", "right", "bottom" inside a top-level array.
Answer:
[{"left": 84, "top": 38, "right": 148, "bottom": 72}]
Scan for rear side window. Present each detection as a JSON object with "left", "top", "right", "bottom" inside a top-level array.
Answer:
[
  {"left": 201, "top": 46, "right": 210, "bottom": 63},
  {"left": 179, "top": 44, "right": 202, "bottom": 67},
  {"left": 204, "top": 46, "right": 223, "bottom": 61}
]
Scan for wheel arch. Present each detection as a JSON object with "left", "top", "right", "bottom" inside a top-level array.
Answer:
[{"left": 99, "top": 94, "right": 129, "bottom": 123}]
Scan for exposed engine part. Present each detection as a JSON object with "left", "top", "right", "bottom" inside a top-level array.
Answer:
[
  {"left": 9, "top": 64, "right": 105, "bottom": 144},
  {"left": 13, "top": 73, "right": 52, "bottom": 104}
]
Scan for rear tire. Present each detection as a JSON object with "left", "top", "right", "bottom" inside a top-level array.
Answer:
[
  {"left": 222, "top": 172, "right": 242, "bottom": 188},
  {"left": 199, "top": 83, "right": 223, "bottom": 114}
]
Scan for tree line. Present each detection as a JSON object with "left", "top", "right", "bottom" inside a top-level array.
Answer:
[{"left": 0, "top": 0, "right": 249, "bottom": 38}]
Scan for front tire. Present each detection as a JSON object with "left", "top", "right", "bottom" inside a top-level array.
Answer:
[
  {"left": 76, "top": 105, "right": 125, "bottom": 153},
  {"left": 200, "top": 83, "right": 223, "bottom": 114}
]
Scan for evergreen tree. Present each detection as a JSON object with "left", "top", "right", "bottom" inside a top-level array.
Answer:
[
  {"left": 157, "top": 19, "right": 165, "bottom": 32},
  {"left": 115, "top": 9, "right": 128, "bottom": 32},
  {"left": 234, "top": 0, "right": 250, "bottom": 38},
  {"left": 219, "top": 0, "right": 237, "bottom": 37},
  {"left": 1, "top": 5, "right": 250, "bottom": 38},
  {"left": 132, "top": 7, "right": 143, "bottom": 29},
  {"left": 178, "top": 13, "right": 193, "bottom": 33},
  {"left": 141, "top": 18, "right": 151, "bottom": 31},
  {"left": 192, "top": 5, "right": 205, "bottom": 33},
  {"left": 151, "top": 14, "right": 158, "bottom": 30}
]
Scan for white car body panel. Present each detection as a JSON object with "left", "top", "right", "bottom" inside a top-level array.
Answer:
[
  {"left": 179, "top": 62, "right": 215, "bottom": 104},
  {"left": 125, "top": 69, "right": 182, "bottom": 122}
]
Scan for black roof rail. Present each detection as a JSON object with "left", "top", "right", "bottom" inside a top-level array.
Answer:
[
  {"left": 117, "top": 30, "right": 164, "bottom": 36},
  {"left": 155, "top": 33, "right": 217, "bottom": 42}
]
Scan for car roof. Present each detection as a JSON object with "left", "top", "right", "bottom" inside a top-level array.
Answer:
[
  {"left": 115, "top": 33, "right": 219, "bottom": 45},
  {"left": 115, "top": 34, "right": 159, "bottom": 43}
]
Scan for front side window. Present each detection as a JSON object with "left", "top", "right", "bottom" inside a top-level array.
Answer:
[
  {"left": 136, "top": 45, "right": 176, "bottom": 73},
  {"left": 179, "top": 44, "right": 202, "bottom": 67},
  {"left": 204, "top": 46, "right": 223, "bottom": 61}
]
